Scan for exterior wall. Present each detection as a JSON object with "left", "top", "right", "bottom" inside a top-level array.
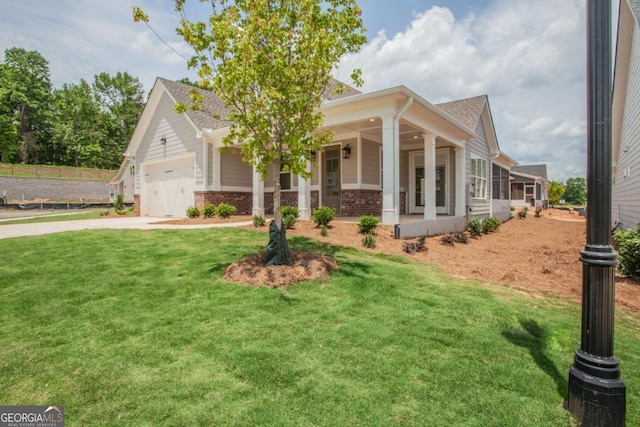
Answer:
[
  {"left": 362, "top": 139, "right": 381, "bottom": 185},
  {"left": 134, "top": 194, "right": 141, "bottom": 216},
  {"left": 466, "top": 115, "right": 491, "bottom": 217},
  {"left": 194, "top": 191, "right": 252, "bottom": 215},
  {"left": 220, "top": 150, "right": 252, "bottom": 188},
  {"left": 613, "top": 22, "right": 640, "bottom": 229},
  {"left": 341, "top": 189, "right": 382, "bottom": 216},
  {"left": 0, "top": 176, "right": 110, "bottom": 202},
  {"left": 135, "top": 92, "right": 204, "bottom": 193},
  {"left": 263, "top": 191, "right": 298, "bottom": 215},
  {"left": 341, "top": 138, "right": 358, "bottom": 185}
]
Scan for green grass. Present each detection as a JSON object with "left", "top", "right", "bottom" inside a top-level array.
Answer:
[
  {"left": 1, "top": 228, "right": 639, "bottom": 426},
  {"left": 0, "top": 210, "right": 107, "bottom": 225}
]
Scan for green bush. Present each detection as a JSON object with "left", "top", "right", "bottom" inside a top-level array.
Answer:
[
  {"left": 482, "top": 217, "right": 501, "bottom": 233},
  {"left": 100, "top": 210, "right": 111, "bottom": 217},
  {"left": 466, "top": 218, "right": 483, "bottom": 238},
  {"left": 320, "top": 225, "right": 329, "bottom": 237},
  {"left": 535, "top": 206, "right": 542, "bottom": 218},
  {"left": 312, "top": 206, "right": 336, "bottom": 227},
  {"left": 613, "top": 225, "right": 640, "bottom": 277},
  {"left": 283, "top": 214, "right": 297, "bottom": 229},
  {"left": 253, "top": 215, "right": 266, "bottom": 227},
  {"left": 216, "top": 202, "right": 237, "bottom": 218},
  {"left": 362, "top": 232, "right": 376, "bottom": 249},
  {"left": 113, "top": 194, "right": 125, "bottom": 211},
  {"left": 281, "top": 205, "right": 299, "bottom": 219},
  {"left": 358, "top": 215, "right": 379, "bottom": 234},
  {"left": 203, "top": 204, "right": 217, "bottom": 218},
  {"left": 518, "top": 207, "right": 528, "bottom": 219},
  {"left": 187, "top": 206, "right": 200, "bottom": 219}
]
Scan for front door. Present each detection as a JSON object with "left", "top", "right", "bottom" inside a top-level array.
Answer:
[{"left": 323, "top": 146, "right": 341, "bottom": 214}]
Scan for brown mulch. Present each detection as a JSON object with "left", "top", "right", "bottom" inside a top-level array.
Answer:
[{"left": 164, "top": 208, "right": 640, "bottom": 313}]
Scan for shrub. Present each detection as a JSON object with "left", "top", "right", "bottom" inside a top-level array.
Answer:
[
  {"left": 312, "top": 206, "right": 335, "bottom": 227},
  {"left": 482, "top": 217, "right": 501, "bottom": 233},
  {"left": 535, "top": 206, "right": 542, "bottom": 218},
  {"left": 281, "top": 205, "right": 299, "bottom": 219},
  {"left": 403, "top": 235, "right": 427, "bottom": 255},
  {"left": 453, "top": 232, "right": 468, "bottom": 244},
  {"left": 216, "top": 202, "right": 237, "bottom": 218},
  {"left": 283, "top": 214, "right": 297, "bottom": 229},
  {"left": 518, "top": 207, "right": 528, "bottom": 219},
  {"left": 362, "top": 232, "right": 376, "bottom": 248},
  {"left": 320, "top": 224, "right": 328, "bottom": 237},
  {"left": 466, "top": 218, "right": 483, "bottom": 238},
  {"left": 203, "top": 204, "right": 216, "bottom": 218},
  {"left": 100, "top": 210, "right": 111, "bottom": 217},
  {"left": 441, "top": 234, "right": 455, "bottom": 246},
  {"left": 509, "top": 205, "right": 515, "bottom": 212},
  {"left": 113, "top": 194, "right": 125, "bottom": 212},
  {"left": 253, "top": 215, "right": 266, "bottom": 227},
  {"left": 358, "top": 215, "right": 379, "bottom": 234},
  {"left": 187, "top": 206, "right": 200, "bottom": 218},
  {"left": 613, "top": 225, "right": 640, "bottom": 277}
]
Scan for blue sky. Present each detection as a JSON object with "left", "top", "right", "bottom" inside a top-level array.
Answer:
[{"left": 0, "top": 0, "right": 620, "bottom": 181}]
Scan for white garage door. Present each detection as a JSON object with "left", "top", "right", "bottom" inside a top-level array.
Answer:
[{"left": 142, "top": 157, "right": 195, "bottom": 217}]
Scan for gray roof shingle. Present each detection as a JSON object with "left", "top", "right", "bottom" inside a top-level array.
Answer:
[
  {"left": 158, "top": 77, "right": 361, "bottom": 131},
  {"left": 512, "top": 164, "right": 548, "bottom": 180},
  {"left": 435, "top": 95, "right": 488, "bottom": 131}
]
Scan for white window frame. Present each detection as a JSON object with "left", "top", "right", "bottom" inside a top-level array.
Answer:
[{"left": 470, "top": 154, "right": 488, "bottom": 200}]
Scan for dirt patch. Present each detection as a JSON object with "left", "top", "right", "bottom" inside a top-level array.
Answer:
[
  {"left": 223, "top": 252, "right": 338, "bottom": 287},
  {"left": 171, "top": 208, "right": 640, "bottom": 313}
]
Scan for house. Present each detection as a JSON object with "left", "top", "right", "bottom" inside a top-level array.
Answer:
[
  {"left": 510, "top": 164, "right": 549, "bottom": 209},
  {"left": 492, "top": 151, "right": 518, "bottom": 221},
  {"left": 612, "top": 0, "right": 640, "bottom": 229},
  {"left": 110, "top": 78, "right": 515, "bottom": 238}
]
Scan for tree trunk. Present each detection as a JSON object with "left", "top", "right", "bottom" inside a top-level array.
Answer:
[{"left": 264, "top": 161, "right": 292, "bottom": 266}]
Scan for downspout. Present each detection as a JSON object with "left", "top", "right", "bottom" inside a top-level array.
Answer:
[{"left": 393, "top": 97, "right": 414, "bottom": 226}]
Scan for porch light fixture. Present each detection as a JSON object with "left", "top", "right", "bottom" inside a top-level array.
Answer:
[
  {"left": 342, "top": 144, "right": 351, "bottom": 159},
  {"left": 160, "top": 136, "right": 167, "bottom": 145}
]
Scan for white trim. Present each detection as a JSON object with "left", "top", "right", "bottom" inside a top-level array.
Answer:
[
  {"left": 436, "top": 148, "right": 450, "bottom": 215},
  {"left": 220, "top": 186, "right": 252, "bottom": 192},
  {"left": 341, "top": 183, "right": 382, "bottom": 191}
]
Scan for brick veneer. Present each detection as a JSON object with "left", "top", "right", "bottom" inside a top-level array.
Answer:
[
  {"left": 194, "top": 191, "right": 252, "bottom": 215},
  {"left": 341, "top": 189, "right": 382, "bottom": 216}
]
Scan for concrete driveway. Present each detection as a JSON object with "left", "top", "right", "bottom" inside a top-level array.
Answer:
[{"left": 0, "top": 215, "right": 252, "bottom": 240}]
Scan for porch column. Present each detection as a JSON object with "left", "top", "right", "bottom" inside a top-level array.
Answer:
[
  {"left": 252, "top": 164, "right": 264, "bottom": 217},
  {"left": 423, "top": 133, "right": 437, "bottom": 220},
  {"left": 298, "top": 160, "right": 311, "bottom": 220},
  {"left": 454, "top": 146, "right": 466, "bottom": 217},
  {"left": 381, "top": 116, "right": 396, "bottom": 225}
]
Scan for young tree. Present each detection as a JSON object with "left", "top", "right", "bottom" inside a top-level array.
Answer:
[
  {"left": 547, "top": 181, "right": 565, "bottom": 206},
  {"left": 563, "top": 177, "right": 587, "bottom": 206},
  {"left": 134, "top": 0, "right": 367, "bottom": 265}
]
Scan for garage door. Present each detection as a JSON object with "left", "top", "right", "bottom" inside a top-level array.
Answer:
[{"left": 142, "top": 157, "right": 195, "bottom": 217}]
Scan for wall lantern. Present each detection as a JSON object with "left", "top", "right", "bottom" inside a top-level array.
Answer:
[
  {"left": 342, "top": 144, "right": 351, "bottom": 159},
  {"left": 160, "top": 136, "right": 167, "bottom": 145}
]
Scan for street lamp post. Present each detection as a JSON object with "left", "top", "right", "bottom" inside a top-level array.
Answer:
[{"left": 566, "top": 0, "right": 626, "bottom": 425}]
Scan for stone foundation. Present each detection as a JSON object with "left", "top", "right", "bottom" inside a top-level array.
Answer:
[{"left": 194, "top": 191, "right": 252, "bottom": 215}]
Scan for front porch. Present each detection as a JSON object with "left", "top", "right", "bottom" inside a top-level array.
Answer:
[{"left": 336, "top": 214, "right": 468, "bottom": 239}]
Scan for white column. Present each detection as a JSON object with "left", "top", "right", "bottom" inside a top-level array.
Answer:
[
  {"left": 252, "top": 164, "right": 264, "bottom": 217},
  {"left": 455, "top": 146, "right": 466, "bottom": 217},
  {"left": 212, "top": 145, "right": 221, "bottom": 191},
  {"left": 298, "top": 160, "right": 311, "bottom": 220},
  {"left": 381, "top": 116, "right": 395, "bottom": 225},
  {"left": 423, "top": 133, "right": 437, "bottom": 220}
]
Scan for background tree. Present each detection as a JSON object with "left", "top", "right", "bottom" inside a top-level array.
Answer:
[
  {"left": 92, "top": 72, "right": 145, "bottom": 169},
  {"left": 563, "top": 177, "right": 587, "bottom": 206},
  {"left": 134, "top": 0, "right": 367, "bottom": 265},
  {"left": 547, "top": 180, "right": 565, "bottom": 206},
  {"left": 0, "top": 47, "right": 52, "bottom": 164}
]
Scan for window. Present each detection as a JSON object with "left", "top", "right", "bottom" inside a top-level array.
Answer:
[
  {"left": 492, "top": 164, "right": 509, "bottom": 200},
  {"left": 279, "top": 164, "right": 291, "bottom": 190},
  {"left": 470, "top": 154, "right": 487, "bottom": 199}
]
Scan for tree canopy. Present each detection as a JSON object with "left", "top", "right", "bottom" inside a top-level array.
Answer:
[
  {"left": 563, "top": 177, "right": 587, "bottom": 206},
  {"left": 548, "top": 181, "right": 565, "bottom": 206}
]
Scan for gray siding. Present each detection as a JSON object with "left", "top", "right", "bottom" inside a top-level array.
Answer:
[
  {"left": 466, "top": 113, "right": 491, "bottom": 216},
  {"left": 341, "top": 138, "right": 358, "bottom": 184},
  {"left": 362, "top": 139, "right": 381, "bottom": 186},
  {"left": 221, "top": 150, "right": 252, "bottom": 187},
  {"left": 136, "top": 92, "right": 203, "bottom": 191},
  {"left": 614, "top": 24, "right": 640, "bottom": 229},
  {"left": 400, "top": 150, "right": 409, "bottom": 190}
]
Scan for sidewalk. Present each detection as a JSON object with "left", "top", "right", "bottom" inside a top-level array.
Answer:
[{"left": 0, "top": 216, "right": 252, "bottom": 240}]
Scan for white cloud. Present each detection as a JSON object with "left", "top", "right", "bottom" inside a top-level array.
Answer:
[{"left": 340, "top": 0, "right": 587, "bottom": 182}]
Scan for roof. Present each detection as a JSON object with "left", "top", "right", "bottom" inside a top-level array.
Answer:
[
  {"left": 435, "top": 95, "right": 488, "bottom": 131},
  {"left": 159, "top": 77, "right": 361, "bottom": 131},
  {"left": 511, "top": 164, "right": 548, "bottom": 180},
  {"left": 630, "top": 0, "right": 640, "bottom": 23}
]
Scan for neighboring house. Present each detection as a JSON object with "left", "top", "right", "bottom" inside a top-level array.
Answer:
[
  {"left": 492, "top": 151, "right": 518, "bottom": 221},
  {"left": 111, "top": 78, "right": 514, "bottom": 238},
  {"left": 612, "top": 0, "right": 640, "bottom": 229},
  {"left": 510, "top": 164, "right": 549, "bottom": 209}
]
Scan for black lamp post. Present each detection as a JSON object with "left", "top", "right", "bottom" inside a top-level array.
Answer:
[{"left": 566, "top": 0, "right": 626, "bottom": 425}]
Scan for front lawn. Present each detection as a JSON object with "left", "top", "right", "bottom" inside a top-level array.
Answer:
[{"left": 0, "top": 228, "right": 638, "bottom": 426}]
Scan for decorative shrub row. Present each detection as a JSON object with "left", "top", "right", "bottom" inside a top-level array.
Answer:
[
  {"left": 186, "top": 202, "right": 237, "bottom": 219},
  {"left": 466, "top": 217, "right": 501, "bottom": 237},
  {"left": 613, "top": 225, "right": 640, "bottom": 277}
]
